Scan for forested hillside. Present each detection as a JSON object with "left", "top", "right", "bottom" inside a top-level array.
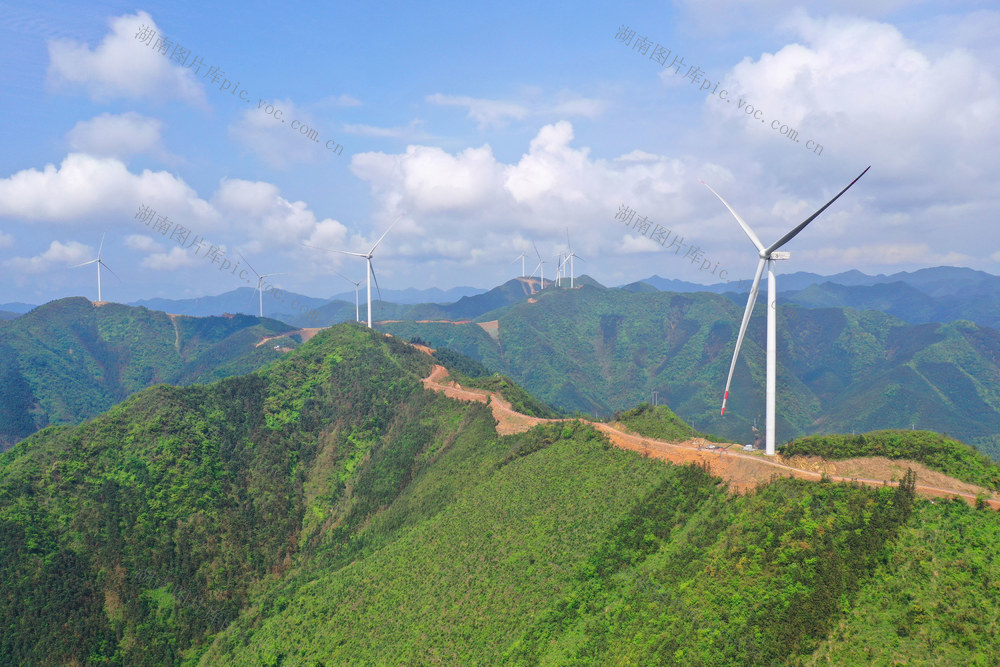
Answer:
[
  {"left": 0, "top": 297, "right": 298, "bottom": 449},
  {"left": 2, "top": 323, "right": 999, "bottom": 664},
  {"left": 378, "top": 286, "right": 1000, "bottom": 458}
]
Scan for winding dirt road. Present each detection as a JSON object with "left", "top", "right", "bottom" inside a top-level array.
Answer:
[{"left": 421, "top": 363, "right": 1000, "bottom": 509}]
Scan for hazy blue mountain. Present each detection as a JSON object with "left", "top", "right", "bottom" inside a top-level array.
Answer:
[
  {"left": 328, "top": 285, "right": 486, "bottom": 305},
  {"left": 0, "top": 302, "right": 37, "bottom": 314}
]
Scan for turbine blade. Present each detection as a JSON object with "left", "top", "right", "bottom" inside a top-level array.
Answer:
[
  {"left": 532, "top": 240, "right": 541, "bottom": 261},
  {"left": 369, "top": 214, "right": 403, "bottom": 254},
  {"left": 238, "top": 253, "right": 260, "bottom": 278},
  {"left": 767, "top": 165, "right": 871, "bottom": 254},
  {"left": 721, "top": 258, "right": 767, "bottom": 416},
  {"left": 566, "top": 227, "right": 572, "bottom": 251},
  {"left": 301, "top": 243, "right": 366, "bottom": 257},
  {"left": 98, "top": 232, "right": 106, "bottom": 259},
  {"left": 100, "top": 260, "right": 122, "bottom": 283},
  {"left": 70, "top": 259, "right": 98, "bottom": 269},
  {"left": 701, "top": 181, "right": 766, "bottom": 253},
  {"left": 575, "top": 254, "right": 586, "bottom": 262},
  {"left": 370, "top": 263, "right": 382, "bottom": 302},
  {"left": 260, "top": 272, "right": 285, "bottom": 279}
]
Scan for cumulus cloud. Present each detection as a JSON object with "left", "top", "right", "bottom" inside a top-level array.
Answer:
[
  {"left": 426, "top": 93, "right": 530, "bottom": 129},
  {"left": 229, "top": 98, "right": 332, "bottom": 168},
  {"left": 0, "top": 153, "right": 219, "bottom": 227},
  {"left": 4, "top": 240, "right": 92, "bottom": 273},
  {"left": 47, "top": 11, "right": 206, "bottom": 105},
  {"left": 141, "top": 246, "right": 198, "bottom": 270},
  {"left": 66, "top": 112, "right": 170, "bottom": 160},
  {"left": 125, "top": 234, "right": 164, "bottom": 252},
  {"left": 704, "top": 15, "right": 1000, "bottom": 175}
]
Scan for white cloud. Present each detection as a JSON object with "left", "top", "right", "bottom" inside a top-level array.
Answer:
[
  {"left": 704, "top": 15, "right": 1000, "bottom": 176},
  {"left": 0, "top": 231, "right": 12, "bottom": 248},
  {"left": 0, "top": 153, "right": 219, "bottom": 227},
  {"left": 66, "top": 112, "right": 169, "bottom": 160},
  {"left": 47, "top": 11, "right": 206, "bottom": 105},
  {"left": 426, "top": 93, "right": 530, "bottom": 129},
  {"left": 141, "top": 246, "right": 197, "bottom": 270},
  {"left": 4, "top": 240, "right": 92, "bottom": 273},
  {"left": 802, "top": 243, "right": 972, "bottom": 266},
  {"left": 125, "top": 234, "right": 164, "bottom": 252},
  {"left": 229, "top": 98, "right": 331, "bottom": 168}
]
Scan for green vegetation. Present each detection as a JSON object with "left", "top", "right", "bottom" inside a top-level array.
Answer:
[
  {"left": 2, "top": 320, "right": 999, "bottom": 664},
  {"left": 783, "top": 429, "right": 1000, "bottom": 492},
  {"left": 380, "top": 286, "right": 1000, "bottom": 459},
  {"left": 0, "top": 298, "right": 295, "bottom": 449},
  {"left": 614, "top": 402, "right": 727, "bottom": 443}
]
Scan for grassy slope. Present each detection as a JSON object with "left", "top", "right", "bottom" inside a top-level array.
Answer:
[{"left": 0, "top": 298, "right": 294, "bottom": 447}]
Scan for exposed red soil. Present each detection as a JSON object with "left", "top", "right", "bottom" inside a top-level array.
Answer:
[{"left": 419, "top": 361, "right": 1000, "bottom": 509}]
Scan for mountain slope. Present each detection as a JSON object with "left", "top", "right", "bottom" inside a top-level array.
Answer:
[
  {"left": 3, "top": 322, "right": 1000, "bottom": 664},
  {"left": 0, "top": 297, "right": 298, "bottom": 449},
  {"left": 377, "top": 287, "right": 1000, "bottom": 457}
]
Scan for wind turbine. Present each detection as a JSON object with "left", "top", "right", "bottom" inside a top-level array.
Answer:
[
  {"left": 71, "top": 233, "right": 120, "bottom": 303},
  {"left": 240, "top": 254, "right": 285, "bottom": 318},
  {"left": 512, "top": 250, "right": 527, "bottom": 277},
  {"left": 564, "top": 228, "right": 583, "bottom": 288},
  {"left": 531, "top": 241, "right": 548, "bottom": 292},
  {"left": 703, "top": 165, "right": 870, "bottom": 456},
  {"left": 304, "top": 215, "right": 401, "bottom": 328},
  {"left": 335, "top": 271, "right": 363, "bottom": 322}
]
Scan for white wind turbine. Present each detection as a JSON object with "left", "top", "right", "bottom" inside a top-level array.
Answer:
[
  {"left": 531, "top": 241, "right": 548, "bottom": 292},
  {"left": 564, "top": 228, "right": 583, "bottom": 288},
  {"left": 304, "top": 215, "right": 401, "bottom": 328},
  {"left": 512, "top": 250, "right": 527, "bottom": 277},
  {"left": 335, "top": 271, "right": 363, "bottom": 322},
  {"left": 240, "top": 254, "right": 285, "bottom": 318},
  {"left": 703, "top": 165, "right": 870, "bottom": 456},
  {"left": 71, "top": 233, "right": 120, "bottom": 303}
]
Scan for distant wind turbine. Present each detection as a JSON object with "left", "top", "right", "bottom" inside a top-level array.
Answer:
[
  {"left": 304, "top": 214, "right": 402, "bottom": 328},
  {"left": 335, "top": 271, "right": 363, "bottom": 322},
  {"left": 564, "top": 228, "right": 583, "bottom": 288},
  {"left": 531, "top": 241, "right": 548, "bottom": 291},
  {"left": 239, "top": 254, "right": 285, "bottom": 318},
  {"left": 702, "top": 165, "right": 870, "bottom": 456},
  {"left": 512, "top": 250, "right": 527, "bottom": 277},
  {"left": 71, "top": 233, "right": 120, "bottom": 303}
]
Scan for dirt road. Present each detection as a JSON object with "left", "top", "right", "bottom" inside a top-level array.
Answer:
[{"left": 421, "top": 363, "right": 1000, "bottom": 509}]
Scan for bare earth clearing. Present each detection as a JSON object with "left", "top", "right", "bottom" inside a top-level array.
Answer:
[{"left": 420, "top": 362, "right": 1000, "bottom": 509}]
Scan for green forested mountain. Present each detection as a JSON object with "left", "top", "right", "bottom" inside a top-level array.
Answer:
[
  {"left": 2, "top": 323, "right": 999, "bottom": 664},
  {"left": 377, "top": 286, "right": 1000, "bottom": 458},
  {"left": 0, "top": 297, "right": 299, "bottom": 449}
]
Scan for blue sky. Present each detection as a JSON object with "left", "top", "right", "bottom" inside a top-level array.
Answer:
[{"left": 1, "top": 0, "right": 998, "bottom": 305}]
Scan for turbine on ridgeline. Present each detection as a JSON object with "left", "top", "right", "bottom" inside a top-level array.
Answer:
[
  {"left": 702, "top": 165, "right": 870, "bottom": 455},
  {"left": 71, "top": 232, "right": 120, "bottom": 303}
]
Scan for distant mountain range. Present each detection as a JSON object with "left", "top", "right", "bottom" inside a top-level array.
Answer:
[
  {"left": 378, "top": 284, "right": 1000, "bottom": 458},
  {"left": 5, "top": 266, "right": 998, "bottom": 329},
  {"left": 0, "top": 297, "right": 300, "bottom": 449}
]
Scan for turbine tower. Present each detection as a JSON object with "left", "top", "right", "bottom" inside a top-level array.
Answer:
[
  {"left": 240, "top": 254, "right": 285, "bottom": 318},
  {"left": 702, "top": 165, "right": 870, "bottom": 456},
  {"left": 512, "top": 250, "right": 527, "bottom": 277},
  {"left": 335, "top": 271, "right": 363, "bottom": 322},
  {"left": 531, "top": 241, "right": 547, "bottom": 292},
  {"left": 565, "top": 228, "right": 583, "bottom": 288},
  {"left": 71, "top": 233, "right": 120, "bottom": 303},
  {"left": 304, "top": 215, "right": 401, "bottom": 328}
]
